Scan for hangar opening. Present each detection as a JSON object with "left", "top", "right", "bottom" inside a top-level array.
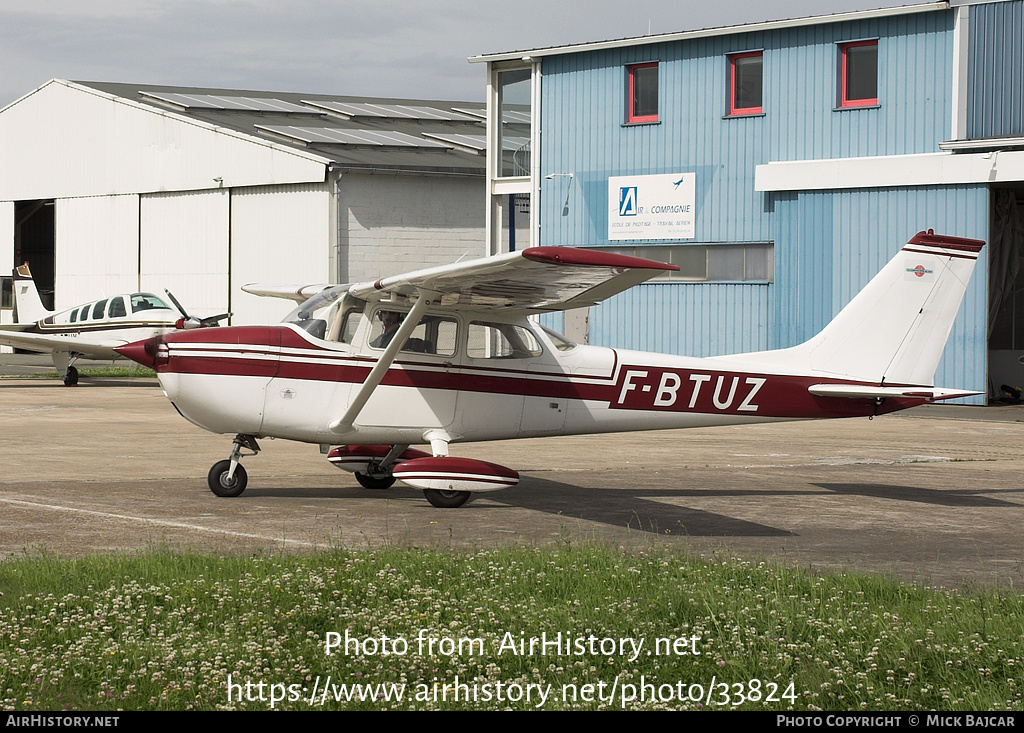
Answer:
[
  {"left": 14, "top": 199, "right": 54, "bottom": 312},
  {"left": 988, "top": 185, "right": 1024, "bottom": 400}
]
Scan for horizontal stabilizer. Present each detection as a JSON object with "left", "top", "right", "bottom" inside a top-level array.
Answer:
[{"left": 808, "top": 384, "right": 982, "bottom": 402}]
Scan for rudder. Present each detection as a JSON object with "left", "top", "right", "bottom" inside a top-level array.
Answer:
[
  {"left": 11, "top": 264, "right": 51, "bottom": 323},
  {"left": 798, "top": 231, "right": 983, "bottom": 386}
]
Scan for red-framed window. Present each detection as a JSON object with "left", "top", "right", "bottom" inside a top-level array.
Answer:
[
  {"left": 727, "top": 51, "right": 763, "bottom": 116},
  {"left": 839, "top": 40, "right": 878, "bottom": 108},
  {"left": 627, "top": 62, "right": 659, "bottom": 123}
]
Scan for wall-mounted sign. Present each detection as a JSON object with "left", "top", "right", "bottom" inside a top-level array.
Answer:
[{"left": 608, "top": 173, "right": 695, "bottom": 241}]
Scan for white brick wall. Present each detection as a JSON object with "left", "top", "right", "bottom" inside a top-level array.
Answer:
[{"left": 339, "top": 174, "right": 485, "bottom": 283}]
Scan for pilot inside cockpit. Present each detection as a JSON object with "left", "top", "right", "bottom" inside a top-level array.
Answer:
[{"left": 370, "top": 310, "right": 404, "bottom": 348}]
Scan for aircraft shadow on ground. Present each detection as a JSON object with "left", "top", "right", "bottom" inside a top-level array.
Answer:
[
  {"left": 241, "top": 479, "right": 1022, "bottom": 537},
  {"left": 479, "top": 476, "right": 795, "bottom": 537},
  {"left": 241, "top": 478, "right": 794, "bottom": 537},
  {"left": 814, "top": 483, "right": 1024, "bottom": 507}
]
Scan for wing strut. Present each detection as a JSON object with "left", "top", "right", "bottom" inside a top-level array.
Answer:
[{"left": 328, "top": 292, "right": 430, "bottom": 435}]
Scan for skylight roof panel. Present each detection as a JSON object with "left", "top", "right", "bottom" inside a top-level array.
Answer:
[
  {"left": 421, "top": 133, "right": 487, "bottom": 152},
  {"left": 254, "top": 125, "right": 452, "bottom": 148}
]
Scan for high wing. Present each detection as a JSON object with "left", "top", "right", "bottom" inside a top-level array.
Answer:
[
  {"left": 348, "top": 247, "right": 679, "bottom": 312},
  {"left": 316, "top": 247, "right": 674, "bottom": 435},
  {"left": 240, "top": 283, "right": 334, "bottom": 304},
  {"left": 0, "top": 328, "right": 124, "bottom": 359},
  {"left": 245, "top": 248, "right": 678, "bottom": 312}
]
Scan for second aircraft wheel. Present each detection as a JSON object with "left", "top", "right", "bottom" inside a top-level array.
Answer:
[
  {"left": 423, "top": 489, "right": 471, "bottom": 508},
  {"left": 355, "top": 472, "right": 396, "bottom": 490}
]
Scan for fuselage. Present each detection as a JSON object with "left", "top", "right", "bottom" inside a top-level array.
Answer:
[
  {"left": 132, "top": 300, "right": 920, "bottom": 448},
  {"left": 20, "top": 292, "right": 181, "bottom": 359}
]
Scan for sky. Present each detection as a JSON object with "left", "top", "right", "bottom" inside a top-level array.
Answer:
[{"left": 0, "top": 0, "right": 910, "bottom": 107}]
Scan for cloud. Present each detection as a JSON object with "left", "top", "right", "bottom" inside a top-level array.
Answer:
[{"left": 0, "top": 0, "right": 900, "bottom": 107}]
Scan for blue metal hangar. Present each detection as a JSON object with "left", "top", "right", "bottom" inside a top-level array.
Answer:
[{"left": 472, "top": 0, "right": 1024, "bottom": 403}]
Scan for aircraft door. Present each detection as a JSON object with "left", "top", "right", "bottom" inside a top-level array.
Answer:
[
  {"left": 357, "top": 311, "right": 460, "bottom": 431},
  {"left": 452, "top": 321, "right": 545, "bottom": 441}
]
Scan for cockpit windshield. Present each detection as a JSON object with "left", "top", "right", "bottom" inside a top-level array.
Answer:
[
  {"left": 283, "top": 285, "right": 353, "bottom": 339},
  {"left": 131, "top": 293, "right": 171, "bottom": 313}
]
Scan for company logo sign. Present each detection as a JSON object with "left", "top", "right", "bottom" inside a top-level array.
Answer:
[
  {"left": 608, "top": 173, "right": 695, "bottom": 241},
  {"left": 618, "top": 187, "right": 638, "bottom": 216}
]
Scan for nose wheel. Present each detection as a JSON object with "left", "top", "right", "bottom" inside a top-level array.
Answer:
[
  {"left": 208, "top": 460, "right": 248, "bottom": 497},
  {"left": 208, "top": 434, "right": 260, "bottom": 497}
]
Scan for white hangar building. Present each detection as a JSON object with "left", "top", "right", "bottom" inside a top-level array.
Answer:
[{"left": 0, "top": 80, "right": 487, "bottom": 326}]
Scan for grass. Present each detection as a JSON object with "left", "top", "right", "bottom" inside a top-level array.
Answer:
[
  {"left": 0, "top": 366, "right": 156, "bottom": 380},
  {"left": 0, "top": 545, "right": 1020, "bottom": 711}
]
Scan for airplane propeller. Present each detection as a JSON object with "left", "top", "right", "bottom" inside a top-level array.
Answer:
[{"left": 165, "top": 289, "right": 231, "bottom": 329}]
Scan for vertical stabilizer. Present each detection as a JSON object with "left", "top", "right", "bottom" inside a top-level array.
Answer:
[
  {"left": 797, "top": 231, "right": 983, "bottom": 386},
  {"left": 11, "top": 264, "right": 51, "bottom": 323}
]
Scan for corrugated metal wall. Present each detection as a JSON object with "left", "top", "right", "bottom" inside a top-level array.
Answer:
[
  {"left": 0, "top": 201, "right": 13, "bottom": 347},
  {"left": 140, "top": 189, "right": 230, "bottom": 319},
  {"left": 772, "top": 185, "right": 989, "bottom": 401},
  {"left": 539, "top": 10, "right": 955, "bottom": 247},
  {"left": 230, "top": 183, "right": 332, "bottom": 326},
  {"left": 0, "top": 202, "right": 12, "bottom": 272},
  {"left": 589, "top": 282, "right": 771, "bottom": 356},
  {"left": 54, "top": 195, "right": 139, "bottom": 308},
  {"left": 968, "top": 0, "right": 1024, "bottom": 139},
  {"left": 536, "top": 6, "right": 992, "bottom": 400}
]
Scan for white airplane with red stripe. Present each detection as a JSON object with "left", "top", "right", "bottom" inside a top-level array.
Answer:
[{"left": 116, "top": 230, "right": 983, "bottom": 508}]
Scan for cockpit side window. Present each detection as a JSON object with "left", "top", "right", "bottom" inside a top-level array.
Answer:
[
  {"left": 467, "top": 322, "right": 543, "bottom": 359},
  {"left": 336, "top": 307, "right": 365, "bottom": 344},
  {"left": 131, "top": 294, "right": 170, "bottom": 313},
  {"left": 368, "top": 309, "right": 458, "bottom": 357},
  {"left": 92, "top": 300, "right": 108, "bottom": 320},
  {"left": 108, "top": 297, "right": 126, "bottom": 318}
]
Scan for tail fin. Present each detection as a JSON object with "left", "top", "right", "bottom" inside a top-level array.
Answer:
[
  {"left": 11, "top": 264, "right": 51, "bottom": 323},
  {"left": 795, "top": 231, "right": 983, "bottom": 386}
]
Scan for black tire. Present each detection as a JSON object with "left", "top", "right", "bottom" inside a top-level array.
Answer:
[
  {"left": 423, "top": 489, "right": 471, "bottom": 508},
  {"left": 63, "top": 366, "right": 79, "bottom": 387},
  {"left": 355, "top": 472, "right": 396, "bottom": 490},
  {"left": 208, "top": 460, "right": 247, "bottom": 497}
]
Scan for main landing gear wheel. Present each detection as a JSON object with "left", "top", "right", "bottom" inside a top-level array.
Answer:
[
  {"left": 355, "top": 472, "right": 396, "bottom": 490},
  {"left": 208, "top": 460, "right": 248, "bottom": 497},
  {"left": 423, "top": 489, "right": 471, "bottom": 508},
  {"left": 63, "top": 366, "right": 79, "bottom": 387}
]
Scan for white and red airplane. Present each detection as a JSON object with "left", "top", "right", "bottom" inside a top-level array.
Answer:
[
  {"left": 0, "top": 265, "right": 226, "bottom": 385},
  {"left": 117, "top": 230, "right": 983, "bottom": 508}
]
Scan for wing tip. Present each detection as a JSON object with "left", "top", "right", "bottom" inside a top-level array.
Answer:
[{"left": 522, "top": 246, "right": 679, "bottom": 271}]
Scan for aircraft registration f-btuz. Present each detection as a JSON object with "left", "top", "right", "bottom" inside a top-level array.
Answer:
[
  {"left": 0, "top": 265, "right": 227, "bottom": 385},
  {"left": 117, "top": 230, "right": 983, "bottom": 508}
]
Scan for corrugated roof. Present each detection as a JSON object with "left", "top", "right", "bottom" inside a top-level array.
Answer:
[
  {"left": 470, "top": 2, "right": 948, "bottom": 62},
  {"left": 76, "top": 81, "right": 487, "bottom": 176}
]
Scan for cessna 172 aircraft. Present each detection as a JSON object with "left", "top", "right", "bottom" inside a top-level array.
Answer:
[
  {"left": 117, "top": 230, "right": 983, "bottom": 508},
  {"left": 0, "top": 265, "right": 226, "bottom": 385}
]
